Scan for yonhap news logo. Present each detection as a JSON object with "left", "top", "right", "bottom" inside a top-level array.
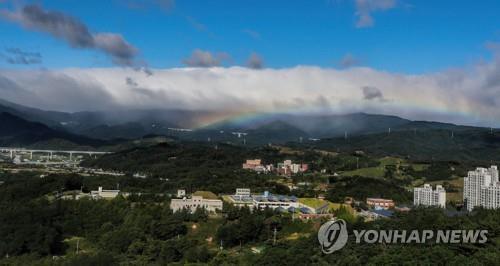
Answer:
[
  {"left": 318, "top": 219, "right": 488, "bottom": 254},
  {"left": 317, "top": 219, "right": 348, "bottom": 254}
]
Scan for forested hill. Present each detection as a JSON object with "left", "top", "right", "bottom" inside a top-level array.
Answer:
[
  {"left": 81, "top": 142, "right": 315, "bottom": 194},
  {"left": 299, "top": 128, "right": 500, "bottom": 161},
  {"left": 0, "top": 112, "right": 108, "bottom": 149}
]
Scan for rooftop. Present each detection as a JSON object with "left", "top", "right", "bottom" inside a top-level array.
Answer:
[{"left": 193, "top": 191, "right": 219, "bottom": 200}]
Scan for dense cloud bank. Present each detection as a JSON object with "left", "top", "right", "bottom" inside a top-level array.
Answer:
[{"left": 1, "top": 59, "right": 500, "bottom": 127}]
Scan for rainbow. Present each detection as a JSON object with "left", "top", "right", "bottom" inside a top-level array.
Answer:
[{"left": 188, "top": 98, "right": 495, "bottom": 130}]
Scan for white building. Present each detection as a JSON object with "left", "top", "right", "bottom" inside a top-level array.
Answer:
[
  {"left": 414, "top": 184, "right": 446, "bottom": 208},
  {"left": 480, "top": 184, "right": 500, "bottom": 210},
  {"left": 170, "top": 191, "right": 223, "bottom": 213},
  {"left": 90, "top": 186, "right": 121, "bottom": 199},
  {"left": 226, "top": 189, "right": 301, "bottom": 211},
  {"left": 177, "top": 189, "right": 186, "bottom": 198},
  {"left": 464, "top": 166, "right": 500, "bottom": 211}
]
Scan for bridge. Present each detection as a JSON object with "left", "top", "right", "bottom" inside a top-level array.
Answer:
[{"left": 0, "top": 147, "right": 112, "bottom": 160}]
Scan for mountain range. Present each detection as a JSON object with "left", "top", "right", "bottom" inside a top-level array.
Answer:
[{"left": 0, "top": 98, "right": 494, "bottom": 149}]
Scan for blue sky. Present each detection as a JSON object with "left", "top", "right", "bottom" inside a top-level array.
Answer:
[
  {"left": 2, "top": 0, "right": 500, "bottom": 127},
  {"left": 1, "top": 0, "right": 499, "bottom": 73}
]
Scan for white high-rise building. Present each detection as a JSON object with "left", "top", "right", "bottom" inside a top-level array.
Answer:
[
  {"left": 414, "top": 184, "right": 446, "bottom": 208},
  {"left": 464, "top": 166, "right": 500, "bottom": 211},
  {"left": 480, "top": 184, "right": 500, "bottom": 210}
]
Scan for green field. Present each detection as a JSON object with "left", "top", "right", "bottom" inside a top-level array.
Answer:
[
  {"left": 341, "top": 156, "right": 403, "bottom": 178},
  {"left": 341, "top": 156, "right": 430, "bottom": 180},
  {"left": 298, "top": 198, "right": 355, "bottom": 214},
  {"left": 430, "top": 177, "right": 464, "bottom": 202}
]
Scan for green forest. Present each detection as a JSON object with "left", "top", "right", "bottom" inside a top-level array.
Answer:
[{"left": 0, "top": 169, "right": 498, "bottom": 265}]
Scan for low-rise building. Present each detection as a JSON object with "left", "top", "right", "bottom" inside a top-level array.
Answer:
[
  {"left": 227, "top": 188, "right": 300, "bottom": 211},
  {"left": 276, "top": 160, "right": 308, "bottom": 176},
  {"left": 242, "top": 159, "right": 270, "bottom": 173},
  {"left": 170, "top": 191, "right": 223, "bottom": 213},
  {"left": 413, "top": 184, "right": 446, "bottom": 208},
  {"left": 366, "top": 198, "right": 395, "bottom": 209},
  {"left": 91, "top": 186, "right": 121, "bottom": 199},
  {"left": 243, "top": 159, "right": 262, "bottom": 170}
]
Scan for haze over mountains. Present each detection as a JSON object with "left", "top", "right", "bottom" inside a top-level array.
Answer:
[{"left": 0, "top": 98, "right": 490, "bottom": 146}]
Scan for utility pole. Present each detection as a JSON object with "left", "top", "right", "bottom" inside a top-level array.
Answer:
[
  {"left": 76, "top": 238, "right": 80, "bottom": 254},
  {"left": 273, "top": 227, "right": 277, "bottom": 245}
]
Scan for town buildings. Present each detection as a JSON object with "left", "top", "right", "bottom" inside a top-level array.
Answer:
[
  {"left": 242, "top": 159, "right": 308, "bottom": 176},
  {"left": 170, "top": 190, "right": 223, "bottom": 213},
  {"left": 413, "top": 184, "right": 446, "bottom": 208},
  {"left": 464, "top": 166, "right": 500, "bottom": 211}
]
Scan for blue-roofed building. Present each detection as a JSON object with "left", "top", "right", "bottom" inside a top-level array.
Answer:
[
  {"left": 372, "top": 209, "right": 393, "bottom": 218},
  {"left": 225, "top": 189, "right": 301, "bottom": 211},
  {"left": 359, "top": 209, "right": 394, "bottom": 220}
]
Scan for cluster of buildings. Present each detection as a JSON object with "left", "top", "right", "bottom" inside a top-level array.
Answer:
[
  {"left": 413, "top": 184, "right": 446, "bottom": 208},
  {"left": 226, "top": 188, "right": 333, "bottom": 218},
  {"left": 242, "top": 159, "right": 270, "bottom": 173},
  {"left": 464, "top": 166, "right": 500, "bottom": 211},
  {"left": 170, "top": 189, "right": 223, "bottom": 213},
  {"left": 242, "top": 159, "right": 308, "bottom": 176},
  {"left": 410, "top": 165, "right": 500, "bottom": 211},
  {"left": 169, "top": 187, "right": 338, "bottom": 219}
]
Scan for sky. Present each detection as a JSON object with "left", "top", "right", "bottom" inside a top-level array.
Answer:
[{"left": 1, "top": 0, "right": 500, "bottom": 127}]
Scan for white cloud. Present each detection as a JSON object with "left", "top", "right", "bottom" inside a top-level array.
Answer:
[
  {"left": 2, "top": 52, "right": 500, "bottom": 126},
  {"left": 355, "top": 0, "right": 396, "bottom": 28}
]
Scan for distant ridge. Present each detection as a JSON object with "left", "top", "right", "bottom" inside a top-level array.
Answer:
[
  {"left": 0, "top": 98, "right": 495, "bottom": 143},
  {"left": 0, "top": 112, "right": 106, "bottom": 149}
]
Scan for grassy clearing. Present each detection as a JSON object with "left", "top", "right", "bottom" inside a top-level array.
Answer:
[
  {"left": 341, "top": 156, "right": 402, "bottom": 178},
  {"left": 193, "top": 191, "right": 219, "bottom": 200},
  {"left": 411, "top": 164, "right": 430, "bottom": 171},
  {"left": 341, "top": 167, "right": 385, "bottom": 178},
  {"left": 341, "top": 156, "right": 430, "bottom": 180},
  {"left": 429, "top": 177, "right": 464, "bottom": 202},
  {"left": 298, "top": 198, "right": 355, "bottom": 214}
]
